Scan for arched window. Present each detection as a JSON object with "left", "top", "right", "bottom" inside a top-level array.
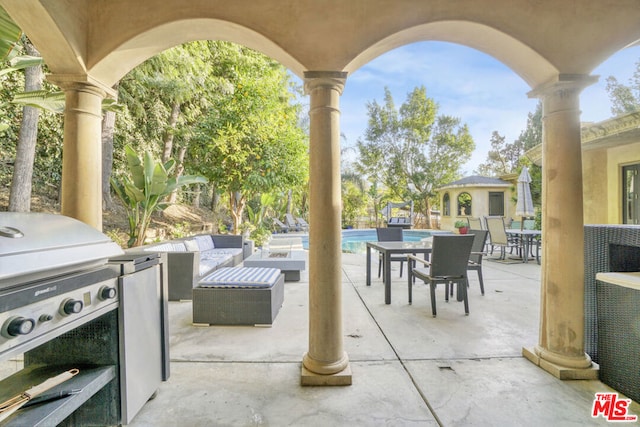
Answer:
[
  {"left": 443, "top": 193, "right": 450, "bottom": 216},
  {"left": 457, "top": 192, "right": 472, "bottom": 216}
]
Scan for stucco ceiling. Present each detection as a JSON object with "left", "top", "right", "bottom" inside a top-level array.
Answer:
[{"left": 2, "top": 0, "right": 640, "bottom": 90}]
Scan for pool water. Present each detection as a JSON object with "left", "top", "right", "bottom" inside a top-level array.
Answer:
[{"left": 301, "top": 228, "right": 432, "bottom": 254}]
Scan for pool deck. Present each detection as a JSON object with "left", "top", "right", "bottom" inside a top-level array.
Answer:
[{"left": 126, "top": 249, "right": 639, "bottom": 426}]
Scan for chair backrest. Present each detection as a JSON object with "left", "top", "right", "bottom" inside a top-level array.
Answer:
[
  {"left": 376, "top": 227, "right": 403, "bottom": 242},
  {"left": 468, "top": 229, "right": 488, "bottom": 264},
  {"left": 523, "top": 219, "right": 536, "bottom": 230},
  {"left": 484, "top": 216, "right": 508, "bottom": 245},
  {"left": 468, "top": 217, "right": 482, "bottom": 230},
  {"left": 509, "top": 220, "right": 521, "bottom": 229},
  {"left": 429, "top": 234, "right": 475, "bottom": 278},
  {"left": 284, "top": 213, "right": 297, "bottom": 227}
]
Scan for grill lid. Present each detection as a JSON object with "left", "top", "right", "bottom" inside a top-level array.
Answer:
[{"left": 0, "top": 212, "right": 124, "bottom": 286}]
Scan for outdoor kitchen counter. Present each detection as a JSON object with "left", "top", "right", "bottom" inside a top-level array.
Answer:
[{"left": 595, "top": 271, "right": 640, "bottom": 289}]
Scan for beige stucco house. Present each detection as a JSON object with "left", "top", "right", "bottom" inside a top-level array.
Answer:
[
  {"left": 526, "top": 111, "right": 640, "bottom": 225},
  {"left": 438, "top": 175, "right": 515, "bottom": 231}
]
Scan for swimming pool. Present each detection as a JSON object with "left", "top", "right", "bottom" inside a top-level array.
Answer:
[{"left": 301, "top": 228, "right": 433, "bottom": 254}]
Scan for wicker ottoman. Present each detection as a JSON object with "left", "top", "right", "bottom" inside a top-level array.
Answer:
[{"left": 193, "top": 267, "right": 284, "bottom": 326}]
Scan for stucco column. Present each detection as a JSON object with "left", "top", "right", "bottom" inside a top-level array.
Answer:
[
  {"left": 523, "top": 75, "right": 598, "bottom": 379},
  {"left": 301, "top": 71, "right": 351, "bottom": 386},
  {"left": 49, "top": 75, "right": 114, "bottom": 230}
]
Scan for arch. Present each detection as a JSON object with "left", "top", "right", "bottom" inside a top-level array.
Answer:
[
  {"left": 89, "top": 19, "right": 306, "bottom": 87},
  {"left": 457, "top": 192, "right": 472, "bottom": 216},
  {"left": 442, "top": 192, "right": 451, "bottom": 217},
  {"left": 344, "top": 21, "right": 558, "bottom": 89}
]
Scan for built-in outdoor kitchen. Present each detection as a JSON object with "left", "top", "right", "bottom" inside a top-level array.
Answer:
[{"left": 0, "top": 212, "right": 170, "bottom": 426}]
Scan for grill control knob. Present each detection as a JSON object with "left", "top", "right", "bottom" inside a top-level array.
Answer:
[
  {"left": 61, "top": 298, "right": 83, "bottom": 316},
  {"left": 3, "top": 316, "right": 35, "bottom": 337},
  {"left": 99, "top": 286, "right": 117, "bottom": 300}
]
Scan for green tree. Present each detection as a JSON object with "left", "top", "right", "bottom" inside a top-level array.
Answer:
[
  {"left": 102, "top": 42, "right": 229, "bottom": 223},
  {"left": 605, "top": 58, "right": 640, "bottom": 115},
  {"left": 1, "top": 9, "right": 117, "bottom": 210},
  {"left": 355, "top": 86, "right": 474, "bottom": 228},
  {"left": 477, "top": 102, "right": 542, "bottom": 208},
  {"left": 476, "top": 131, "right": 522, "bottom": 176},
  {"left": 8, "top": 39, "right": 42, "bottom": 212},
  {"left": 342, "top": 179, "right": 368, "bottom": 229},
  {"left": 192, "top": 42, "right": 308, "bottom": 233}
]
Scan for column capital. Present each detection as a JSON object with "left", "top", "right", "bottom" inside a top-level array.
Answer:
[
  {"left": 528, "top": 74, "right": 598, "bottom": 100},
  {"left": 303, "top": 71, "right": 348, "bottom": 95},
  {"left": 47, "top": 74, "right": 116, "bottom": 98}
]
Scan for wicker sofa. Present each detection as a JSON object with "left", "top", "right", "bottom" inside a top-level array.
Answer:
[{"left": 133, "top": 234, "right": 248, "bottom": 301}]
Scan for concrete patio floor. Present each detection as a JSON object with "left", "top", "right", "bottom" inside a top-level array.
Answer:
[{"left": 129, "top": 251, "right": 640, "bottom": 426}]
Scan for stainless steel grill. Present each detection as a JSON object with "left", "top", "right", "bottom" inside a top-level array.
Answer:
[
  {"left": 0, "top": 212, "right": 123, "bottom": 288},
  {"left": 0, "top": 212, "right": 168, "bottom": 426}
]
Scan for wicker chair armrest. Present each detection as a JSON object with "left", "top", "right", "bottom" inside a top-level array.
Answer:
[{"left": 407, "top": 254, "right": 430, "bottom": 267}]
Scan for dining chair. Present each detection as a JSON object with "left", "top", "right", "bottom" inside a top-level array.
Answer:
[
  {"left": 467, "top": 229, "right": 488, "bottom": 295},
  {"left": 407, "top": 234, "right": 474, "bottom": 317},
  {"left": 484, "top": 216, "right": 518, "bottom": 259},
  {"left": 533, "top": 234, "right": 541, "bottom": 265},
  {"left": 449, "top": 229, "right": 488, "bottom": 297},
  {"left": 376, "top": 227, "right": 405, "bottom": 278}
]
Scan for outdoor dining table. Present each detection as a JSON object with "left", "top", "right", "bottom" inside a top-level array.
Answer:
[
  {"left": 505, "top": 229, "right": 541, "bottom": 263},
  {"left": 366, "top": 240, "right": 432, "bottom": 304}
]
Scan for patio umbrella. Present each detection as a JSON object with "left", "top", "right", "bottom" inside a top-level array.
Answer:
[{"left": 515, "top": 166, "right": 535, "bottom": 230}]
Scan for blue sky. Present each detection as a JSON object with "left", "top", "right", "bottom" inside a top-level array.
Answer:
[{"left": 306, "top": 41, "right": 640, "bottom": 175}]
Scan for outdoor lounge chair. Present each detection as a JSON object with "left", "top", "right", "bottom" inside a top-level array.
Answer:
[
  {"left": 407, "top": 234, "right": 474, "bottom": 317},
  {"left": 376, "top": 227, "right": 405, "bottom": 278},
  {"left": 387, "top": 217, "right": 412, "bottom": 229},
  {"left": 284, "top": 213, "right": 301, "bottom": 231},
  {"left": 296, "top": 217, "right": 309, "bottom": 232},
  {"left": 272, "top": 218, "right": 289, "bottom": 233}
]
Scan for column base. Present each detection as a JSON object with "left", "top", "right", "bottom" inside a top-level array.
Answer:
[
  {"left": 301, "top": 363, "right": 352, "bottom": 386},
  {"left": 523, "top": 346, "right": 599, "bottom": 380}
]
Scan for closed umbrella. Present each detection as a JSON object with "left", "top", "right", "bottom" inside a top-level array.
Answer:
[{"left": 515, "top": 166, "right": 535, "bottom": 230}]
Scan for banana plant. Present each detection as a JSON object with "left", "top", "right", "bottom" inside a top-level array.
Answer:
[
  {"left": 0, "top": 6, "right": 21, "bottom": 61},
  {"left": 111, "top": 145, "right": 208, "bottom": 247}
]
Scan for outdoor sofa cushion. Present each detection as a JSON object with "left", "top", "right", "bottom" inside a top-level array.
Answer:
[{"left": 194, "top": 235, "right": 215, "bottom": 251}]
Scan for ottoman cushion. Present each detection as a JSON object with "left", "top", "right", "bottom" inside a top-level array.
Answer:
[{"left": 199, "top": 267, "right": 281, "bottom": 288}]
